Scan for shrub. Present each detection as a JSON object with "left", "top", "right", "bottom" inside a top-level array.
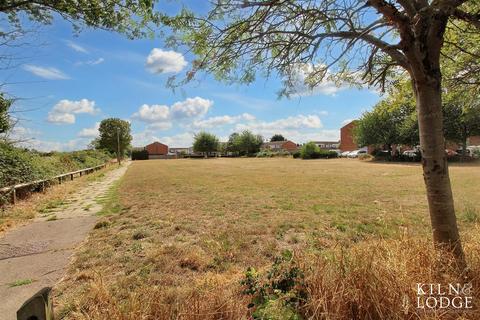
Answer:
[
  {"left": 300, "top": 143, "right": 338, "bottom": 159},
  {"left": 358, "top": 154, "right": 373, "bottom": 161},
  {"left": 300, "top": 142, "right": 320, "bottom": 159},
  {"left": 0, "top": 142, "right": 111, "bottom": 189},
  {"left": 292, "top": 151, "right": 301, "bottom": 159},
  {"left": 131, "top": 149, "right": 149, "bottom": 160},
  {"left": 256, "top": 150, "right": 274, "bottom": 158}
]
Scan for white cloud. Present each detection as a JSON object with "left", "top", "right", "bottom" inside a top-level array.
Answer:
[
  {"left": 47, "top": 99, "right": 100, "bottom": 124},
  {"left": 148, "top": 122, "right": 173, "bottom": 131},
  {"left": 23, "top": 64, "right": 69, "bottom": 80},
  {"left": 170, "top": 97, "right": 213, "bottom": 119},
  {"left": 145, "top": 48, "right": 187, "bottom": 74},
  {"left": 131, "top": 97, "right": 213, "bottom": 131},
  {"left": 132, "top": 104, "right": 170, "bottom": 123},
  {"left": 289, "top": 64, "right": 346, "bottom": 97},
  {"left": 18, "top": 138, "right": 88, "bottom": 152},
  {"left": 47, "top": 112, "right": 75, "bottom": 124},
  {"left": 78, "top": 122, "right": 100, "bottom": 138},
  {"left": 237, "top": 114, "right": 322, "bottom": 132},
  {"left": 66, "top": 40, "right": 89, "bottom": 54},
  {"left": 132, "top": 131, "right": 193, "bottom": 148},
  {"left": 192, "top": 113, "right": 255, "bottom": 129}
]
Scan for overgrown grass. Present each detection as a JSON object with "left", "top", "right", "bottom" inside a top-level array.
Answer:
[{"left": 54, "top": 158, "right": 480, "bottom": 319}]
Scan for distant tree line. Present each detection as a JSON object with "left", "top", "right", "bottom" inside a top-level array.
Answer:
[
  {"left": 355, "top": 80, "right": 480, "bottom": 157},
  {"left": 192, "top": 130, "right": 264, "bottom": 157}
]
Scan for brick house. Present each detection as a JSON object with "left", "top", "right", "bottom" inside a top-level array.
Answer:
[
  {"left": 468, "top": 136, "right": 480, "bottom": 146},
  {"left": 339, "top": 120, "right": 359, "bottom": 152},
  {"left": 145, "top": 141, "right": 169, "bottom": 159},
  {"left": 262, "top": 140, "right": 299, "bottom": 153}
]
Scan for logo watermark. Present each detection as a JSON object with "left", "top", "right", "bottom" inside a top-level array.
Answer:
[{"left": 415, "top": 283, "right": 473, "bottom": 310}]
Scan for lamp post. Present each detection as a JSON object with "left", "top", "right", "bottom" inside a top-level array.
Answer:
[{"left": 116, "top": 127, "right": 121, "bottom": 165}]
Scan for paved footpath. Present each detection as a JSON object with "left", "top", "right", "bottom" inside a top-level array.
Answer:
[{"left": 0, "top": 163, "right": 129, "bottom": 319}]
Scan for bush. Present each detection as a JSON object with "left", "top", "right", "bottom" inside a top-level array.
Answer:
[
  {"left": 300, "top": 142, "right": 338, "bottom": 159},
  {"left": 292, "top": 151, "right": 301, "bottom": 159},
  {"left": 131, "top": 149, "right": 149, "bottom": 160},
  {"left": 0, "top": 142, "right": 111, "bottom": 189},
  {"left": 358, "top": 154, "right": 373, "bottom": 161},
  {"left": 256, "top": 150, "right": 292, "bottom": 158},
  {"left": 256, "top": 150, "right": 274, "bottom": 158}
]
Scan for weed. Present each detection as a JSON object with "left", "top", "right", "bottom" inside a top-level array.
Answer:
[{"left": 9, "top": 278, "right": 34, "bottom": 287}]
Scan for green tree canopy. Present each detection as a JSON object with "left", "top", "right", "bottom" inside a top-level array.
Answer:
[
  {"left": 193, "top": 132, "right": 219, "bottom": 156},
  {"left": 0, "top": 0, "right": 161, "bottom": 40},
  {"left": 443, "top": 92, "right": 480, "bottom": 155},
  {"left": 96, "top": 118, "right": 132, "bottom": 163},
  {"left": 270, "top": 134, "right": 285, "bottom": 142},
  {"left": 237, "top": 130, "right": 263, "bottom": 156},
  {"left": 0, "top": 94, "right": 12, "bottom": 134}
]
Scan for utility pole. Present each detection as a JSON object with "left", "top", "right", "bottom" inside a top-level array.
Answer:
[{"left": 116, "top": 127, "right": 121, "bottom": 165}]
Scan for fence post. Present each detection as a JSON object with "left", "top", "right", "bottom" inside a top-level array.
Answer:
[
  {"left": 11, "top": 188, "right": 16, "bottom": 204},
  {"left": 71, "top": 174, "right": 74, "bottom": 181},
  {"left": 17, "top": 287, "right": 53, "bottom": 320}
]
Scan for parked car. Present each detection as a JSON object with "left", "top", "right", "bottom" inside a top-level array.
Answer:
[
  {"left": 340, "top": 151, "right": 351, "bottom": 157},
  {"left": 403, "top": 149, "right": 419, "bottom": 158},
  {"left": 347, "top": 149, "right": 368, "bottom": 158},
  {"left": 445, "top": 149, "right": 458, "bottom": 157},
  {"left": 456, "top": 148, "right": 471, "bottom": 157}
]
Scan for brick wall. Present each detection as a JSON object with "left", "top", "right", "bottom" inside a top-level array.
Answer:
[
  {"left": 282, "top": 140, "right": 299, "bottom": 152},
  {"left": 146, "top": 142, "right": 169, "bottom": 155},
  {"left": 468, "top": 136, "right": 480, "bottom": 146},
  {"left": 339, "top": 121, "right": 358, "bottom": 152}
]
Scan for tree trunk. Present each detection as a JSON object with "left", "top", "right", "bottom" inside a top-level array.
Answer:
[{"left": 414, "top": 81, "right": 465, "bottom": 269}]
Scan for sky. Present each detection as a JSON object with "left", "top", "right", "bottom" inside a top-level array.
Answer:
[{"left": 1, "top": 3, "right": 382, "bottom": 151}]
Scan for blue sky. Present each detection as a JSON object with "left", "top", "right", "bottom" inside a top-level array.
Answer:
[{"left": 2, "top": 4, "right": 381, "bottom": 151}]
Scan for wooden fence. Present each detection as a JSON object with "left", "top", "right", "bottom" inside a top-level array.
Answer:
[{"left": 0, "top": 161, "right": 115, "bottom": 205}]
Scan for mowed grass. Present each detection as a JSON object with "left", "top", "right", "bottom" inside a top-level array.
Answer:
[{"left": 54, "top": 158, "right": 480, "bottom": 319}]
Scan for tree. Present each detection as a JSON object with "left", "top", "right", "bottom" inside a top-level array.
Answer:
[
  {"left": 300, "top": 142, "right": 320, "bottom": 160},
  {"left": 355, "top": 81, "right": 418, "bottom": 151},
  {"left": 226, "top": 132, "right": 241, "bottom": 156},
  {"left": 270, "top": 134, "right": 285, "bottom": 142},
  {"left": 193, "top": 132, "right": 219, "bottom": 157},
  {"left": 0, "top": 0, "right": 160, "bottom": 40},
  {"left": 96, "top": 118, "right": 132, "bottom": 164},
  {"left": 237, "top": 130, "right": 263, "bottom": 156},
  {"left": 0, "top": 94, "right": 12, "bottom": 134},
  {"left": 443, "top": 93, "right": 480, "bottom": 156},
  {"left": 165, "top": 1, "right": 480, "bottom": 266}
]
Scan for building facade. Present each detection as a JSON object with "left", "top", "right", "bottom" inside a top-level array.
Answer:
[
  {"left": 339, "top": 121, "right": 358, "bottom": 152},
  {"left": 145, "top": 141, "right": 169, "bottom": 159},
  {"left": 262, "top": 140, "right": 299, "bottom": 152}
]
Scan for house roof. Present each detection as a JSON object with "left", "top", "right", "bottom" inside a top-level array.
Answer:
[
  {"left": 146, "top": 141, "right": 168, "bottom": 147},
  {"left": 311, "top": 141, "right": 340, "bottom": 144},
  {"left": 262, "top": 140, "right": 296, "bottom": 147}
]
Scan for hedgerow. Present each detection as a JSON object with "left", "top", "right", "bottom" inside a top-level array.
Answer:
[{"left": 0, "top": 142, "right": 111, "bottom": 188}]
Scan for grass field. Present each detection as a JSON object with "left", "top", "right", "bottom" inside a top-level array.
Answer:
[{"left": 54, "top": 158, "right": 480, "bottom": 319}]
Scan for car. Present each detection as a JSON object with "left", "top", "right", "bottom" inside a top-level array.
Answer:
[
  {"left": 403, "top": 149, "right": 419, "bottom": 158},
  {"left": 340, "top": 151, "right": 351, "bottom": 157},
  {"left": 456, "top": 148, "right": 471, "bottom": 157},
  {"left": 445, "top": 149, "right": 458, "bottom": 157},
  {"left": 347, "top": 149, "right": 368, "bottom": 158}
]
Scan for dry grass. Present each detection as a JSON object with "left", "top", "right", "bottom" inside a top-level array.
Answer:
[
  {"left": 54, "top": 158, "right": 480, "bottom": 319},
  {"left": 0, "top": 166, "right": 115, "bottom": 234}
]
